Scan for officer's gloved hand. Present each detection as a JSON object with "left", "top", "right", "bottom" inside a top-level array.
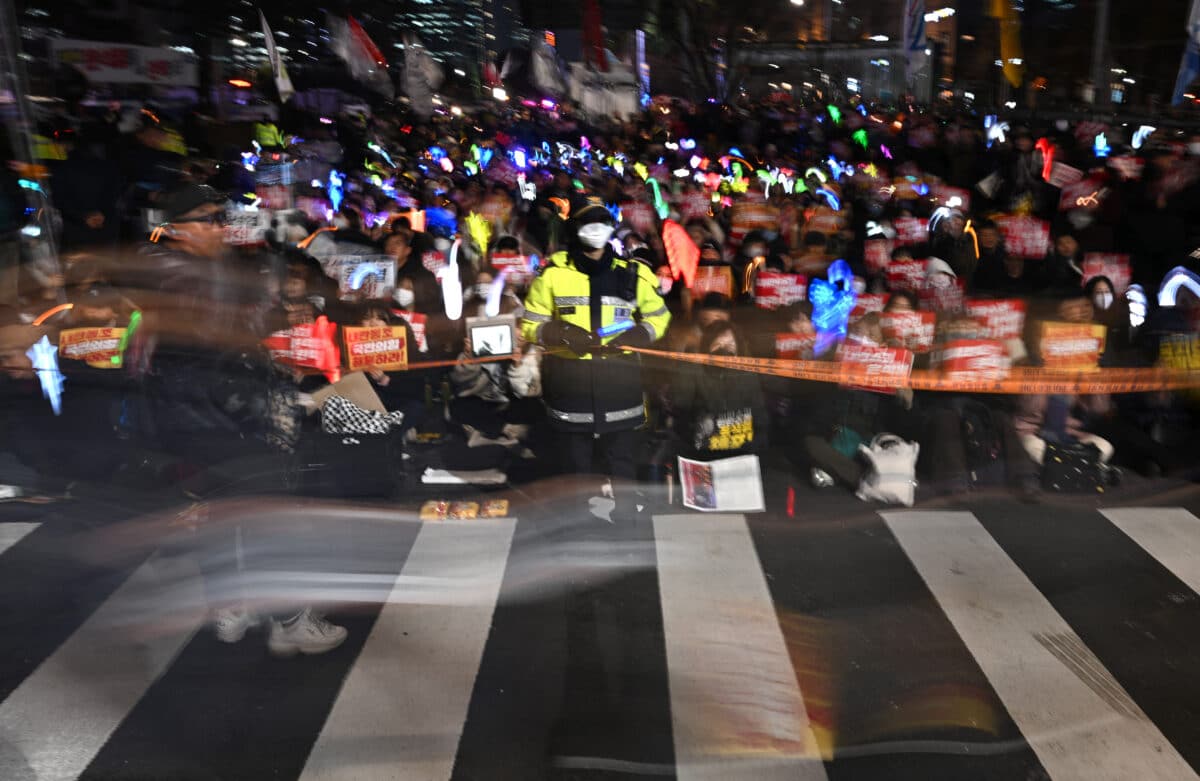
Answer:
[
  {"left": 544, "top": 320, "right": 595, "bottom": 355},
  {"left": 607, "top": 325, "right": 651, "bottom": 349}
]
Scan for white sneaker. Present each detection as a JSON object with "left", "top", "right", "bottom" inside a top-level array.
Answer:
[
  {"left": 213, "top": 605, "right": 259, "bottom": 644},
  {"left": 267, "top": 608, "right": 348, "bottom": 657}
]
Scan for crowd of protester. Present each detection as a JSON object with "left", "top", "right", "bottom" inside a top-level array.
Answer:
[{"left": 1, "top": 96, "right": 1199, "bottom": 512}]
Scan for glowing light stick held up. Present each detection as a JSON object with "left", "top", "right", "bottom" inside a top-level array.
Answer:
[
  {"left": 111, "top": 310, "right": 142, "bottom": 367},
  {"left": 440, "top": 239, "right": 465, "bottom": 321},
  {"left": 27, "top": 335, "right": 64, "bottom": 415}
]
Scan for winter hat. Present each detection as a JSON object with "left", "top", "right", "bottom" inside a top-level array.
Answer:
[{"left": 925, "top": 257, "right": 957, "bottom": 280}]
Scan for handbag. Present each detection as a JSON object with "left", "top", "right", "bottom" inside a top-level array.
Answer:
[
  {"left": 856, "top": 433, "right": 919, "bottom": 507},
  {"left": 1041, "top": 441, "right": 1105, "bottom": 493}
]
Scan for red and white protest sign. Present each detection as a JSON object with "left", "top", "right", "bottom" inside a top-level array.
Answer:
[
  {"left": 1039, "top": 322, "right": 1106, "bottom": 371},
  {"left": 691, "top": 265, "right": 735, "bottom": 298},
  {"left": 774, "top": 332, "right": 815, "bottom": 359},
  {"left": 994, "top": 216, "right": 1050, "bottom": 259},
  {"left": 880, "top": 310, "right": 936, "bottom": 353},
  {"left": 864, "top": 239, "right": 893, "bottom": 273},
  {"left": 491, "top": 252, "right": 534, "bottom": 286},
  {"left": 933, "top": 339, "right": 1010, "bottom": 381},
  {"left": 1108, "top": 156, "right": 1144, "bottom": 181},
  {"left": 224, "top": 209, "right": 272, "bottom": 246},
  {"left": 59, "top": 327, "right": 126, "bottom": 369},
  {"left": 965, "top": 299, "right": 1027, "bottom": 341},
  {"left": 394, "top": 311, "right": 428, "bottom": 353},
  {"left": 754, "top": 272, "right": 807, "bottom": 310},
  {"left": 1047, "top": 162, "right": 1083, "bottom": 189},
  {"left": 421, "top": 250, "right": 447, "bottom": 274},
  {"left": 254, "top": 185, "right": 292, "bottom": 210},
  {"left": 837, "top": 342, "right": 914, "bottom": 391},
  {"left": 263, "top": 316, "right": 341, "bottom": 379},
  {"left": 918, "top": 277, "right": 965, "bottom": 314},
  {"left": 622, "top": 201, "right": 657, "bottom": 236},
  {"left": 893, "top": 217, "right": 929, "bottom": 247},
  {"left": 886, "top": 260, "right": 927, "bottom": 292},
  {"left": 932, "top": 184, "right": 970, "bottom": 212},
  {"left": 343, "top": 325, "right": 408, "bottom": 372},
  {"left": 850, "top": 293, "right": 888, "bottom": 322},
  {"left": 1081, "top": 253, "right": 1132, "bottom": 294},
  {"left": 679, "top": 191, "right": 711, "bottom": 222},
  {"left": 806, "top": 207, "right": 845, "bottom": 236}
]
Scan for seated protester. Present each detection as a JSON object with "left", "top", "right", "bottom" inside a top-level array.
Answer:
[
  {"left": 1085, "top": 275, "right": 1134, "bottom": 365},
  {"left": 970, "top": 219, "right": 1014, "bottom": 294},
  {"left": 763, "top": 301, "right": 816, "bottom": 359},
  {"left": 884, "top": 289, "right": 919, "bottom": 313},
  {"left": 389, "top": 272, "right": 446, "bottom": 357},
  {"left": 927, "top": 207, "right": 977, "bottom": 283},
  {"left": 695, "top": 292, "right": 734, "bottom": 329},
  {"left": 464, "top": 267, "right": 523, "bottom": 319},
  {"left": 670, "top": 321, "right": 767, "bottom": 458},
  {"left": 384, "top": 228, "right": 438, "bottom": 291},
  {"left": 448, "top": 325, "right": 542, "bottom": 449},
  {"left": 261, "top": 251, "right": 327, "bottom": 333},
  {"left": 354, "top": 302, "right": 428, "bottom": 434},
  {"left": 1016, "top": 290, "right": 1115, "bottom": 467}
]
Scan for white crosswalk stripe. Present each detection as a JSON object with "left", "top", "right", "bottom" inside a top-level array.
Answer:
[
  {"left": 0, "top": 522, "right": 39, "bottom": 556},
  {"left": 299, "top": 518, "right": 516, "bottom": 781},
  {"left": 882, "top": 509, "right": 1199, "bottom": 781},
  {"left": 1101, "top": 507, "right": 1200, "bottom": 596},
  {"left": 655, "top": 513, "right": 828, "bottom": 781}
]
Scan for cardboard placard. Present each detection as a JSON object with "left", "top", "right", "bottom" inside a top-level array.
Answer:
[
  {"left": 965, "top": 298, "right": 1027, "bottom": 341},
  {"left": 1081, "top": 253, "right": 1132, "bottom": 294},
  {"left": 262, "top": 316, "right": 340, "bottom": 377},
  {"left": 850, "top": 293, "right": 888, "bottom": 322},
  {"left": 343, "top": 325, "right": 408, "bottom": 372},
  {"left": 864, "top": 239, "right": 894, "bottom": 273},
  {"left": 399, "top": 311, "right": 428, "bottom": 353},
  {"left": 691, "top": 265, "right": 735, "bottom": 298},
  {"left": 1047, "top": 162, "right": 1084, "bottom": 189},
  {"left": 893, "top": 216, "right": 929, "bottom": 247},
  {"left": 58, "top": 326, "right": 125, "bottom": 368},
  {"left": 311, "top": 370, "right": 387, "bottom": 416},
  {"left": 994, "top": 216, "right": 1050, "bottom": 259},
  {"left": 678, "top": 455, "right": 765, "bottom": 513},
  {"left": 1039, "top": 322, "right": 1106, "bottom": 371},
  {"left": 774, "top": 332, "right": 816, "bottom": 359},
  {"left": 933, "top": 339, "right": 1010, "bottom": 381},
  {"left": 336, "top": 257, "right": 396, "bottom": 299},
  {"left": 885, "top": 260, "right": 927, "bottom": 292},
  {"left": 880, "top": 310, "right": 936, "bottom": 352},
  {"left": 837, "top": 342, "right": 914, "bottom": 391},
  {"left": 753, "top": 272, "right": 807, "bottom": 310}
]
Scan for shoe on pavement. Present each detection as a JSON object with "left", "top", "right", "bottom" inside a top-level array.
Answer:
[
  {"left": 213, "top": 605, "right": 260, "bottom": 643},
  {"left": 268, "top": 608, "right": 348, "bottom": 657}
]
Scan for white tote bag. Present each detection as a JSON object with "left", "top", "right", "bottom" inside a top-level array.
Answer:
[{"left": 856, "top": 433, "right": 919, "bottom": 507}]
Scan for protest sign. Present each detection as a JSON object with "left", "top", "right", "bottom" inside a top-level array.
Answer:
[
  {"left": 58, "top": 327, "right": 125, "bottom": 369},
  {"left": 774, "top": 332, "right": 816, "bottom": 359},
  {"left": 343, "top": 325, "right": 408, "bottom": 372},
  {"left": 678, "top": 454, "right": 765, "bottom": 512},
  {"left": 933, "top": 339, "right": 1010, "bottom": 381},
  {"left": 965, "top": 298, "right": 1027, "bottom": 341},
  {"left": 692, "top": 265, "right": 735, "bottom": 298},
  {"left": 880, "top": 310, "right": 936, "bottom": 352},
  {"left": 754, "top": 272, "right": 807, "bottom": 310},
  {"left": 1081, "top": 253, "right": 1132, "bottom": 294},
  {"left": 1039, "top": 322, "right": 1106, "bottom": 371}
]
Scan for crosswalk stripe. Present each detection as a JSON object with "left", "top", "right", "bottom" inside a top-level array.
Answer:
[
  {"left": 299, "top": 518, "right": 516, "bottom": 781},
  {"left": 1101, "top": 507, "right": 1200, "bottom": 596},
  {"left": 882, "top": 510, "right": 1198, "bottom": 781},
  {"left": 654, "top": 513, "right": 828, "bottom": 781},
  {"left": 0, "top": 523, "right": 39, "bottom": 556},
  {"left": 0, "top": 554, "right": 205, "bottom": 781}
]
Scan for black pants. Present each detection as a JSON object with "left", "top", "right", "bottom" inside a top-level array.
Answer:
[{"left": 562, "top": 428, "right": 641, "bottom": 512}]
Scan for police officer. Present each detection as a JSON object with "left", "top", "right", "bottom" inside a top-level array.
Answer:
[{"left": 521, "top": 196, "right": 671, "bottom": 520}]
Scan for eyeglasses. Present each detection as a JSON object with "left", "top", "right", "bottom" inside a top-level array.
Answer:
[{"left": 173, "top": 212, "right": 228, "bottom": 227}]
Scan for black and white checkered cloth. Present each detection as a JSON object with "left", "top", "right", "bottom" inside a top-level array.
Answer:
[{"left": 320, "top": 395, "right": 405, "bottom": 435}]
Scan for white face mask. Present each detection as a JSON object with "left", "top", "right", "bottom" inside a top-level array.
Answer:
[
  {"left": 1189, "top": 142, "right": 1200, "bottom": 156},
  {"left": 577, "top": 222, "right": 615, "bottom": 249},
  {"left": 658, "top": 275, "right": 673, "bottom": 295},
  {"left": 1094, "top": 291, "right": 1114, "bottom": 310},
  {"left": 473, "top": 283, "right": 491, "bottom": 299},
  {"left": 393, "top": 287, "right": 415, "bottom": 307}
]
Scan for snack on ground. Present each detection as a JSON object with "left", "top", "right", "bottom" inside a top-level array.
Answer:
[
  {"left": 420, "top": 500, "right": 450, "bottom": 521},
  {"left": 449, "top": 501, "right": 480, "bottom": 520},
  {"left": 480, "top": 499, "right": 510, "bottom": 518}
]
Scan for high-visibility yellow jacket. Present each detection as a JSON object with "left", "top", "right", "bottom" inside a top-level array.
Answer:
[{"left": 521, "top": 248, "right": 671, "bottom": 432}]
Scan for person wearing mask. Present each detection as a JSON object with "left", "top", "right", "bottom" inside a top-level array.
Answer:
[
  {"left": 670, "top": 321, "right": 767, "bottom": 459},
  {"left": 520, "top": 195, "right": 671, "bottom": 522},
  {"left": 928, "top": 207, "right": 978, "bottom": 284}
]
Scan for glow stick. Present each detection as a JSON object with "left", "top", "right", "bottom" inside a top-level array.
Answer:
[
  {"left": 440, "top": 239, "right": 464, "bottom": 321},
  {"left": 27, "top": 335, "right": 64, "bottom": 415},
  {"left": 485, "top": 269, "right": 509, "bottom": 317}
]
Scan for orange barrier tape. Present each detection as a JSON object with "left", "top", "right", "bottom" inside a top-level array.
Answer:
[{"left": 624, "top": 347, "right": 1200, "bottom": 395}]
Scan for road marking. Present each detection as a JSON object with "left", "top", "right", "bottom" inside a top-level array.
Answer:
[
  {"left": 654, "top": 514, "right": 828, "bottom": 781},
  {"left": 0, "top": 554, "right": 205, "bottom": 781},
  {"left": 0, "top": 523, "right": 39, "bottom": 556},
  {"left": 299, "top": 518, "right": 516, "bottom": 781},
  {"left": 882, "top": 510, "right": 1197, "bottom": 781},
  {"left": 1101, "top": 507, "right": 1200, "bottom": 596}
]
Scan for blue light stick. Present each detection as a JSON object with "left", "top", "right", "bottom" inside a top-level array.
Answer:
[{"left": 27, "top": 335, "right": 64, "bottom": 415}]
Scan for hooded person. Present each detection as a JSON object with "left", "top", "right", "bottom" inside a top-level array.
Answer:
[{"left": 520, "top": 194, "right": 672, "bottom": 522}]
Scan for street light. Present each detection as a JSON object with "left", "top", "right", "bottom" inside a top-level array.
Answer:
[{"left": 790, "top": 0, "right": 804, "bottom": 6}]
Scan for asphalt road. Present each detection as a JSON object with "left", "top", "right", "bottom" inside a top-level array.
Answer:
[{"left": 1, "top": 471, "right": 1200, "bottom": 781}]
